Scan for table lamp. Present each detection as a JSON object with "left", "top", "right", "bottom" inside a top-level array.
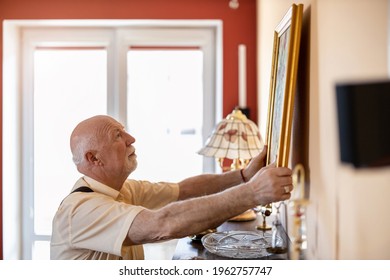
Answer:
[{"left": 198, "top": 107, "right": 264, "bottom": 221}]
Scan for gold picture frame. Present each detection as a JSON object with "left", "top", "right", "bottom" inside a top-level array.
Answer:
[{"left": 266, "top": 3, "right": 303, "bottom": 167}]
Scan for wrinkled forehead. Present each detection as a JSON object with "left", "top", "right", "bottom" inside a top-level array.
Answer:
[
  {"left": 73, "top": 115, "right": 124, "bottom": 142},
  {"left": 70, "top": 115, "right": 125, "bottom": 154},
  {"left": 94, "top": 116, "right": 124, "bottom": 138}
]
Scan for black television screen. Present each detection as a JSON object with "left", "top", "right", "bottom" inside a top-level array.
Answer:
[{"left": 336, "top": 80, "right": 390, "bottom": 168}]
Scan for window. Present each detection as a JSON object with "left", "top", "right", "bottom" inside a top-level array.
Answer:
[
  {"left": 127, "top": 48, "right": 204, "bottom": 181},
  {"left": 3, "top": 20, "right": 222, "bottom": 259},
  {"left": 32, "top": 48, "right": 108, "bottom": 259}
]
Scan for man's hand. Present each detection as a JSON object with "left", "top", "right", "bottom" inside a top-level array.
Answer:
[
  {"left": 242, "top": 145, "right": 267, "bottom": 181},
  {"left": 248, "top": 163, "right": 293, "bottom": 205}
]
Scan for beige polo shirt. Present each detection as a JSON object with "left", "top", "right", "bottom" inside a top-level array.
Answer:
[{"left": 50, "top": 176, "right": 179, "bottom": 260}]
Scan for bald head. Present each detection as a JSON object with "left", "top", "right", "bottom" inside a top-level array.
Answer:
[
  {"left": 70, "top": 115, "right": 137, "bottom": 188},
  {"left": 70, "top": 115, "right": 116, "bottom": 166}
]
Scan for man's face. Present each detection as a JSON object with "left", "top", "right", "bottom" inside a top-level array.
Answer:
[{"left": 95, "top": 118, "right": 137, "bottom": 178}]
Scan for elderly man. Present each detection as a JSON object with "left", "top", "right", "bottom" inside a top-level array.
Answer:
[{"left": 51, "top": 115, "right": 293, "bottom": 260}]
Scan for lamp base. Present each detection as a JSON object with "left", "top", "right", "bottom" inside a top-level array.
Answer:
[
  {"left": 256, "top": 216, "right": 272, "bottom": 231},
  {"left": 229, "top": 209, "right": 257, "bottom": 222},
  {"left": 256, "top": 223, "right": 272, "bottom": 231}
]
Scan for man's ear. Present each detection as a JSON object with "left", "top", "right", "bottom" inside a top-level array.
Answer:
[{"left": 85, "top": 151, "right": 100, "bottom": 165}]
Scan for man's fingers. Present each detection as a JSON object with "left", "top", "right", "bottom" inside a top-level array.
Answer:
[
  {"left": 263, "top": 163, "right": 292, "bottom": 175},
  {"left": 265, "top": 162, "right": 276, "bottom": 168},
  {"left": 260, "top": 145, "right": 267, "bottom": 156},
  {"left": 274, "top": 167, "right": 293, "bottom": 176}
]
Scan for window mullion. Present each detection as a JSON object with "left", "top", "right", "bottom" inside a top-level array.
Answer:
[
  {"left": 22, "top": 35, "right": 36, "bottom": 260},
  {"left": 114, "top": 29, "right": 130, "bottom": 126}
]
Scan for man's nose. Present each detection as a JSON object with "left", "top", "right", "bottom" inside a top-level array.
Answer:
[{"left": 125, "top": 133, "right": 136, "bottom": 146}]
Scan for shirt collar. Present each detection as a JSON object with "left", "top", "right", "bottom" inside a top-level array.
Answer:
[{"left": 76, "top": 176, "right": 121, "bottom": 199}]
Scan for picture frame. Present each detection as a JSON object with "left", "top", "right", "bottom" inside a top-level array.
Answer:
[{"left": 265, "top": 3, "right": 303, "bottom": 167}]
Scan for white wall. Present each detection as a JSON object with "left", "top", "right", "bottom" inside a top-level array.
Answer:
[{"left": 257, "top": 0, "right": 390, "bottom": 259}]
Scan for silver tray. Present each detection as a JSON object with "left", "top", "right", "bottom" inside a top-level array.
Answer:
[{"left": 201, "top": 230, "right": 273, "bottom": 259}]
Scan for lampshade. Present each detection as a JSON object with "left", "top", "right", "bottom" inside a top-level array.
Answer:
[{"left": 198, "top": 108, "right": 264, "bottom": 160}]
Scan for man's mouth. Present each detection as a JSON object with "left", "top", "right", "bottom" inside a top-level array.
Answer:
[{"left": 128, "top": 149, "right": 136, "bottom": 158}]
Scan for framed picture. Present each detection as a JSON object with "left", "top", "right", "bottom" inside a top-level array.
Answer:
[{"left": 266, "top": 3, "right": 303, "bottom": 167}]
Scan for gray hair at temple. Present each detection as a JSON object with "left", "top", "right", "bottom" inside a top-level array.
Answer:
[
  {"left": 71, "top": 135, "right": 94, "bottom": 165},
  {"left": 69, "top": 117, "right": 100, "bottom": 167}
]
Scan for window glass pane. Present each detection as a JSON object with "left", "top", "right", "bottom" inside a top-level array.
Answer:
[
  {"left": 127, "top": 50, "right": 203, "bottom": 182},
  {"left": 33, "top": 49, "right": 107, "bottom": 235},
  {"left": 32, "top": 241, "right": 50, "bottom": 260}
]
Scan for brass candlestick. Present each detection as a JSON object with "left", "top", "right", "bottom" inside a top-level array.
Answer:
[
  {"left": 289, "top": 163, "right": 309, "bottom": 260},
  {"left": 255, "top": 203, "right": 272, "bottom": 230}
]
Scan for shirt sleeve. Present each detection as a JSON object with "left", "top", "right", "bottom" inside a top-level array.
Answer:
[
  {"left": 124, "top": 180, "right": 179, "bottom": 209},
  {"left": 62, "top": 193, "right": 145, "bottom": 257}
]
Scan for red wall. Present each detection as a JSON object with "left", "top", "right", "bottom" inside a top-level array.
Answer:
[{"left": 0, "top": 0, "right": 257, "bottom": 259}]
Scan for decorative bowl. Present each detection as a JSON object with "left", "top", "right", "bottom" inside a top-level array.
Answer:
[{"left": 201, "top": 230, "right": 273, "bottom": 259}]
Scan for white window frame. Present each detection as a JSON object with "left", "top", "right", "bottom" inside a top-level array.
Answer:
[{"left": 3, "top": 20, "right": 223, "bottom": 259}]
